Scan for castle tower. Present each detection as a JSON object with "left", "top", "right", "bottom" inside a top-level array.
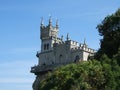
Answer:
[
  {"left": 31, "top": 18, "right": 96, "bottom": 90},
  {"left": 40, "top": 17, "right": 59, "bottom": 52}
]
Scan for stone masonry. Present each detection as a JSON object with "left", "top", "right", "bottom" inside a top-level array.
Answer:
[{"left": 30, "top": 17, "right": 95, "bottom": 90}]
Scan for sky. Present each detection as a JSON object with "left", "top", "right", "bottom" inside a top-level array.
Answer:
[{"left": 0, "top": 0, "right": 120, "bottom": 90}]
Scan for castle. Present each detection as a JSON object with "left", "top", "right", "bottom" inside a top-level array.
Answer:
[{"left": 30, "top": 17, "right": 95, "bottom": 90}]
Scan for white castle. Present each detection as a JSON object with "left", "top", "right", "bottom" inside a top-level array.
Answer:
[{"left": 31, "top": 17, "right": 95, "bottom": 90}]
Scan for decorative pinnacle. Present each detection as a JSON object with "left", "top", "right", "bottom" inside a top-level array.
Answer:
[
  {"left": 84, "top": 38, "right": 86, "bottom": 45},
  {"left": 41, "top": 17, "right": 44, "bottom": 25},
  {"left": 49, "top": 15, "right": 52, "bottom": 25},
  {"left": 67, "top": 33, "right": 69, "bottom": 41},
  {"left": 56, "top": 19, "right": 59, "bottom": 28}
]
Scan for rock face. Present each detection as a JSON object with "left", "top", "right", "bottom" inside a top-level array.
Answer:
[
  {"left": 32, "top": 76, "right": 40, "bottom": 90},
  {"left": 32, "top": 75, "right": 46, "bottom": 90},
  {"left": 30, "top": 17, "right": 95, "bottom": 90}
]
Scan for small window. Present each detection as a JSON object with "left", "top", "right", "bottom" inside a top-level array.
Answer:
[
  {"left": 44, "top": 44, "right": 46, "bottom": 50},
  {"left": 74, "top": 55, "right": 80, "bottom": 63},
  {"left": 47, "top": 44, "right": 49, "bottom": 50}
]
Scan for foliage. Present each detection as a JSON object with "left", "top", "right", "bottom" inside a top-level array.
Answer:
[
  {"left": 96, "top": 8, "right": 120, "bottom": 59},
  {"left": 38, "top": 60, "right": 120, "bottom": 90},
  {"left": 113, "top": 48, "right": 120, "bottom": 66}
]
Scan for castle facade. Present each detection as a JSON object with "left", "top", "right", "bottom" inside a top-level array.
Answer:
[{"left": 31, "top": 17, "right": 95, "bottom": 90}]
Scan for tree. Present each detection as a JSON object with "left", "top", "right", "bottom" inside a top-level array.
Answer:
[
  {"left": 38, "top": 60, "right": 120, "bottom": 90},
  {"left": 96, "top": 9, "right": 120, "bottom": 59},
  {"left": 113, "top": 48, "right": 120, "bottom": 65}
]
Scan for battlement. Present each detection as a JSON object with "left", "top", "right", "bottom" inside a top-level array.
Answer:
[
  {"left": 70, "top": 43, "right": 95, "bottom": 53},
  {"left": 40, "top": 17, "right": 59, "bottom": 40},
  {"left": 41, "top": 25, "right": 58, "bottom": 31}
]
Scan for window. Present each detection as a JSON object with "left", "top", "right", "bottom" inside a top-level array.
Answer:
[
  {"left": 47, "top": 44, "right": 49, "bottom": 50},
  {"left": 44, "top": 44, "right": 46, "bottom": 50},
  {"left": 44, "top": 43, "right": 49, "bottom": 50},
  {"left": 74, "top": 55, "right": 80, "bottom": 63}
]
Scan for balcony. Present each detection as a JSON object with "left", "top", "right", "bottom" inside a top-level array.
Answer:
[{"left": 30, "top": 62, "right": 71, "bottom": 74}]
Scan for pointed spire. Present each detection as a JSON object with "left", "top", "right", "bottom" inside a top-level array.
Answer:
[
  {"left": 49, "top": 15, "right": 52, "bottom": 26},
  {"left": 83, "top": 38, "right": 87, "bottom": 48},
  {"left": 41, "top": 17, "right": 44, "bottom": 26},
  {"left": 40, "top": 17, "right": 44, "bottom": 29},
  {"left": 56, "top": 19, "right": 59, "bottom": 29},
  {"left": 66, "top": 33, "right": 70, "bottom": 41},
  {"left": 84, "top": 38, "right": 86, "bottom": 45}
]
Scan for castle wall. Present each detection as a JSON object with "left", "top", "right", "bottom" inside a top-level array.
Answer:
[
  {"left": 41, "top": 39, "right": 55, "bottom": 52},
  {"left": 38, "top": 51, "right": 54, "bottom": 65},
  {"left": 82, "top": 51, "right": 89, "bottom": 61},
  {"left": 71, "top": 50, "right": 83, "bottom": 61},
  {"left": 54, "top": 43, "right": 68, "bottom": 64}
]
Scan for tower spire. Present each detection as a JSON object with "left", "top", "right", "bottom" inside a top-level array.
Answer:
[
  {"left": 83, "top": 38, "right": 87, "bottom": 48},
  {"left": 84, "top": 38, "right": 86, "bottom": 45},
  {"left": 66, "top": 33, "right": 70, "bottom": 41},
  {"left": 56, "top": 19, "right": 59, "bottom": 29},
  {"left": 49, "top": 15, "right": 52, "bottom": 26},
  {"left": 40, "top": 17, "right": 44, "bottom": 28}
]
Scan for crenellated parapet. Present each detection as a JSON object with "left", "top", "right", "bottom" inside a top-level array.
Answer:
[
  {"left": 40, "top": 17, "right": 59, "bottom": 40},
  {"left": 70, "top": 42, "right": 95, "bottom": 53}
]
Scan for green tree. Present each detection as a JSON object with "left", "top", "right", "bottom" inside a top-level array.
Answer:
[
  {"left": 38, "top": 60, "right": 120, "bottom": 90},
  {"left": 96, "top": 9, "right": 120, "bottom": 59},
  {"left": 113, "top": 48, "right": 120, "bottom": 65}
]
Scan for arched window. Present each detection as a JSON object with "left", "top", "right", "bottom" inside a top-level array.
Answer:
[
  {"left": 44, "top": 43, "right": 49, "bottom": 50},
  {"left": 44, "top": 44, "right": 46, "bottom": 50},
  {"left": 74, "top": 55, "right": 80, "bottom": 63},
  {"left": 47, "top": 44, "right": 49, "bottom": 50}
]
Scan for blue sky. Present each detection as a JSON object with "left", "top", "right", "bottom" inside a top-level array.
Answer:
[{"left": 0, "top": 0, "right": 120, "bottom": 90}]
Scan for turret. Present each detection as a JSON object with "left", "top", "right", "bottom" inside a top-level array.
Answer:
[
  {"left": 83, "top": 38, "right": 87, "bottom": 48},
  {"left": 56, "top": 19, "right": 59, "bottom": 29},
  {"left": 66, "top": 33, "right": 70, "bottom": 41},
  {"left": 49, "top": 16, "right": 52, "bottom": 28},
  {"left": 40, "top": 17, "right": 59, "bottom": 52},
  {"left": 40, "top": 17, "right": 44, "bottom": 29}
]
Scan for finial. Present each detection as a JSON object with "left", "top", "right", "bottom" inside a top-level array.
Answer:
[
  {"left": 56, "top": 18, "right": 59, "bottom": 29},
  {"left": 49, "top": 15, "right": 52, "bottom": 25},
  {"left": 67, "top": 33, "right": 69, "bottom": 41},
  {"left": 84, "top": 38, "right": 86, "bottom": 45},
  {"left": 40, "top": 17, "right": 44, "bottom": 29},
  {"left": 41, "top": 17, "right": 44, "bottom": 25}
]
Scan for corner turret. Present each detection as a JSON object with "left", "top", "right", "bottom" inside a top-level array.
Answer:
[
  {"left": 40, "top": 17, "right": 59, "bottom": 52},
  {"left": 49, "top": 16, "right": 52, "bottom": 28},
  {"left": 56, "top": 19, "right": 59, "bottom": 29},
  {"left": 40, "top": 17, "right": 45, "bottom": 30}
]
